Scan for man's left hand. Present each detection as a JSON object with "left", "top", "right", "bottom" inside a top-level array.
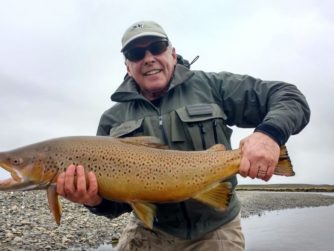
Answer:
[{"left": 238, "top": 132, "right": 280, "bottom": 181}]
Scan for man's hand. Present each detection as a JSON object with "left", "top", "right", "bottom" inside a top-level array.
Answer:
[
  {"left": 56, "top": 164, "right": 103, "bottom": 207},
  {"left": 239, "top": 132, "right": 280, "bottom": 181}
]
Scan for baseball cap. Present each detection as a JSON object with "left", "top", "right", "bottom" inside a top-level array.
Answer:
[{"left": 121, "top": 21, "right": 168, "bottom": 52}]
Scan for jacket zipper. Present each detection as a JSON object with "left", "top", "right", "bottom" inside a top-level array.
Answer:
[
  {"left": 198, "top": 123, "right": 207, "bottom": 149},
  {"left": 212, "top": 119, "right": 219, "bottom": 144},
  {"left": 158, "top": 116, "right": 169, "bottom": 145},
  {"left": 176, "top": 122, "right": 207, "bottom": 239},
  {"left": 159, "top": 113, "right": 192, "bottom": 239}
]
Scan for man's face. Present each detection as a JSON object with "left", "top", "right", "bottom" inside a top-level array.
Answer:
[{"left": 124, "top": 37, "right": 177, "bottom": 101}]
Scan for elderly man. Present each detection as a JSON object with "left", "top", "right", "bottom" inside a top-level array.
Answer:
[{"left": 57, "top": 21, "right": 310, "bottom": 250}]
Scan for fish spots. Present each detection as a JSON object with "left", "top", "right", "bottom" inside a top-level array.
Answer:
[
  {"left": 190, "top": 173, "right": 207, "bottom": 186},
  {"left": 43, "top": 155, "right": 59, "bottom": 173}
]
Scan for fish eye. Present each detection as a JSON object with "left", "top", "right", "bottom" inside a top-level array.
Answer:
[{"left": 10, "top": 158, "right": 23, "bottom": 166}]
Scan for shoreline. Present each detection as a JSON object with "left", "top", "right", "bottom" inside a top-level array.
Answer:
[
  {"left": 237, "top": 184, "right": 334, "bottom": 193},
  {"left": 1, "top": 191, "right": 334, "bottom": 250}
]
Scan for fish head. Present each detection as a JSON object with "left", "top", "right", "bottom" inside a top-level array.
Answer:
[{"left": 0, "top": 146, "right": 53, "bottom": 191}]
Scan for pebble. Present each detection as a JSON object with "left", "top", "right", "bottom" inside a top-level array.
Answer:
[{"left": 0, "top": 190, "right": 333, "bottom": 250}]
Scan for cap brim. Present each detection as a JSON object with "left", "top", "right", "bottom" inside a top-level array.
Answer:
[{"left": 121, "top": 32, "right": 167, "bottom": 52}]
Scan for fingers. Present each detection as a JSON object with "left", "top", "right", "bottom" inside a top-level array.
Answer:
[
  {"left": 256, "top": 164, "right": 275, "bottom": 181},
  {"left": 239, "top": 156, "right": 250, "bottom": 177},
  {"left": 264, "top": 164, "right": 275, "bottom": 181},
  {"left": 240, "top": 163, "right": 272, "bottom": 181},
  {"left": 85, "top": 172, "right": 103, "bottom": 206},
  {"left": 56, "top": 164, "right": 102, "bottom": 206},
  {"left": 239, "top": 142, "right": 268, "bottom": 180},
  {"left": 239, "top": 163, "right": 275, "bottom": 181},
  {"left": 243, "top": 161, "right": 276, "bottom": 181},
  {"left": 56, "top": 172, "right": 65, "bottom": 196},
  {"left": 76, "top": 165, "right": 87, "bottom": 195},
  {"left": 87, "top": 171, "right": 98, "bottom": 195},
  {"left": 239, "top": 155, "right": 271, "bottom": 181},
  {"left": 64, "top": 164, "right": 76, "bottom": 198},
  {"left": 239, "top": 143, "right": 265, "bottom": 179},
  {"left": 256, "top": 165, "right": 268, "bottom": 180},
  {"left": 238, "top": 132, "right": 280, "bottom": 181},
  {"left": 245, "top": 162, "right": 268, "bottom": 180},
  {"left": 57, "top": 164, "right": 84, "bottom": 201}
]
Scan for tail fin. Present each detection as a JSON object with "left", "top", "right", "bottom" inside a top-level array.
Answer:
[{"left": 274, "top": 146, "right": 295, "bottom": 176}]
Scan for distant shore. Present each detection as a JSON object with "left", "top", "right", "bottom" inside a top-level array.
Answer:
[
  {"left": 1, "top": 186, "right": 334, "bottom": 250},
  {"left": 237, "top": 184, "right": 334, "bottom": 192}
]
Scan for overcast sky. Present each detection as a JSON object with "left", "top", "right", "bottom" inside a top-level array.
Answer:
[{"left": 0, "top": 0, "right": 333, "bottom": 185}]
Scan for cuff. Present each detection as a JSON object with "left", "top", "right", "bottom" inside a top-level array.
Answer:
[
  {"left": 84, "top": 198, "right": 113, "bottom": 214},
  {"left": 84, "top": 198, "right": 132, "bottom": 217},
  {"left": 254, "top": 123, "right": 287, "bottom": 146}
]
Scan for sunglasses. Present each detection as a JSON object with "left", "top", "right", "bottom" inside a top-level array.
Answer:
[{"left": 124, "top": 40, "right": 169, "bottom": 62}]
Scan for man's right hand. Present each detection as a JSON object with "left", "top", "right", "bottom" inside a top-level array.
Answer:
[{"left": 56, "top": 164, "right": 103, "bottom": 207}]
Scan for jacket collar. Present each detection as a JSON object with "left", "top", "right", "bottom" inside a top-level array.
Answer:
[{"left": 111, "top": 64, "right": 194, "bottom": 102}]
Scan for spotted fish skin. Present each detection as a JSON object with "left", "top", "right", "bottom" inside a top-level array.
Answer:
[{"left": 0, "top": 136, "right": 294, "bottom": 228}]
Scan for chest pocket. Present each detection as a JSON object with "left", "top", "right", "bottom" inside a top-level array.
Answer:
[
  {"left": 175, "top": 104, "right": 232, "bottom": 150},
  {"left": 109, "top": 118, "right": 144, "bottom": 138}
]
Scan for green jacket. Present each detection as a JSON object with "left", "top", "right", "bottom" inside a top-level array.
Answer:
[{"left": 88, "top": 64, "right": 310, "bottom": 240}]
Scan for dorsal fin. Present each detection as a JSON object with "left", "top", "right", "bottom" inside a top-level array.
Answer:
[
  {"left": 119, "top": 136, "right": 168, "bottom": 149},
  {"left": 207, "top": 144, "right": 226, "bottom": 152}
]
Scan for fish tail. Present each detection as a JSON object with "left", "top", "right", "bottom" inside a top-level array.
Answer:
[{"left": 274, "top": 145, "right": 295, "bottom": 176}]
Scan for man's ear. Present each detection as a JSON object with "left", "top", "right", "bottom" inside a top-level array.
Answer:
[
  {"left": 125, "top": 61, "right": 132, "bottom": 77},
  {"left": 171, "top": 48, "right": 177, "bottom": 65}
]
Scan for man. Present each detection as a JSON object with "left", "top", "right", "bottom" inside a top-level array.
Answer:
[{"left": 57, "top": 21, "right": 310, "bottom": 250}]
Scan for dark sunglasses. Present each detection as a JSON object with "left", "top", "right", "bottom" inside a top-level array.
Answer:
[{"left": 124, "top": 40, "right": 169, "bottom": 62}]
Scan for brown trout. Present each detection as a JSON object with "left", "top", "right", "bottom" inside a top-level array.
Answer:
[{"left": 0, "top": 136, "right": 294, "bottom": 228}]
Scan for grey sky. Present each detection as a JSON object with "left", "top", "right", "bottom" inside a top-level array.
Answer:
[{"left": 0, "top": 0, "right": 333, "bottom": 184}]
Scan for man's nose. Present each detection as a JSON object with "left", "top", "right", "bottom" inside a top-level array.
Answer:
[{"left": 143, "top": 50, "right": 155, "bottom": 63}]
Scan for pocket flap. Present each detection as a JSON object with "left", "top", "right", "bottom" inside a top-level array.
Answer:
[
  {"left": 176, "top": 104, "right": 227, "bottom": 122},
  {"left": 186, "top": 104, "right": 213, "bottom": 116}
]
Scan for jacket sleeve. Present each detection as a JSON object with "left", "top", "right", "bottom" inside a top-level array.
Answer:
[
  {"left": 84, "top": 113, "right": 132, "bottom": 218},
  {"left": 213, "top": 71, "right": 310, "bottom": 145},
  {"left": 84, "top": 198, "right": 132, "bottom": 218}
]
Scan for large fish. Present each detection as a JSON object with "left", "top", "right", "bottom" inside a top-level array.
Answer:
[{"left": 0, "top": 136, "right": 294, "bottom": 228}]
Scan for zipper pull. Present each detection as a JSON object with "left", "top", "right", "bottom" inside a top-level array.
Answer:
[
  {"left": 198, "top": 123, "right": 207, "bottom": 149},
  {"left": 212, "top": 119, "right": 219, "bottom": 144},
  {"left": 159, "top": 116, "right": 169, "bottom": 145},
  {"left": 198, "top": 123, "right": 206, "bottom": 134}
]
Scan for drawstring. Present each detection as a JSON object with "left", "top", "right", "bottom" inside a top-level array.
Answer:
[{"left": 189, "top": 55, "right": 199, "bottom": 66}]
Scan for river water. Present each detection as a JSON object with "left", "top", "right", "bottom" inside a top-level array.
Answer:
[
  {"left": 241, "top": 204, "right": 334, "bottom": 251},
  {"left": 95, "top": 194, "right": 334, "bottom": 251}
]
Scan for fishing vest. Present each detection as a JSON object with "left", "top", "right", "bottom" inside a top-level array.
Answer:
[{"left": 97, "top": 64, "right": 241, "bottom": 239}]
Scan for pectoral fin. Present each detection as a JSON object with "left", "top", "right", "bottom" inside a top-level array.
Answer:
[
  {"left": 47, "top": 185, "right": 62, "bottom": 225},
  {"left": 130, "top": 202, "right": 156, "bottom": 229},
  {"left": 193, "top": 182, "right": 232, "bottom": 209}
]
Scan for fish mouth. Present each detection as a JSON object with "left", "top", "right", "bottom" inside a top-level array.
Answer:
[{"left": 0, "top": 163, "right": 36, "bottom": 191}]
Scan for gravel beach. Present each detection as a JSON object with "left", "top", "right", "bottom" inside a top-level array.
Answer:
[{"left": 1, "top": 191, "right": 334, "bottom": 251}]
